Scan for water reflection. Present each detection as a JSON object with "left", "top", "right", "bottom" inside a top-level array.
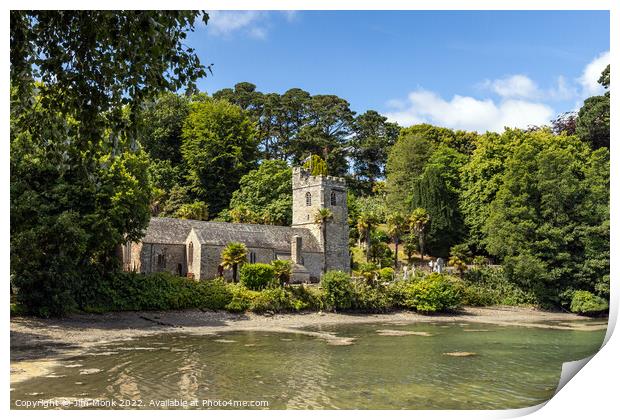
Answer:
[{"left": 11, "top": 321, "right": 605, "bottom": 410}]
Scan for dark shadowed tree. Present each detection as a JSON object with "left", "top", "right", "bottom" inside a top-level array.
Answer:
[
  {"left": 181, "top": 99, "right": 259, "bottom": 215},
  {"left": 350, "top": 110, "right": 400, "bottom": 195},
  {"left": 576, "top": 65, "right": 610, "bottom": 150},
  {"left": 10, "top": 10, "right": 210, "bottom": 315}
]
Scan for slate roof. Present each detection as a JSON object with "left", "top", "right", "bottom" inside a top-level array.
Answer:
[
  {"left": 141, "top": 217, "right": 198, "bottom": 244},
  {"left": 142, "top": 217, "right": 321, "bottom": 252}
]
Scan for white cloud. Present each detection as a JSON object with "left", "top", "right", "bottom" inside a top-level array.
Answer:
[
  {"left": 481, "top": 74, "right": 540, "bottom": 99},
  {"left": 282, "top": 11, "right": 299, "bottom": 22},
  {"left": 578, "top": 51, "right": 610, "bottom": 97},
  {"left": 548, "top": 75, "right": 578, "bottom": 101},
  {"left": 206, "top": 11, "right": 267, "bottom": 38},
  {"left": 385, "top": 50, "right": 608, "bottom": 132},
  {"left": 385, "top": 89, "right": 554, "bottom": 133},
  {"left": 206, "top": 11, "right": 298, "bottom": 39}
]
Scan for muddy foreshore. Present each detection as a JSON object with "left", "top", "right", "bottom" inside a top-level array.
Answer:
[{"left": 11, "top": 306, "right": 607, "bottom": 384}]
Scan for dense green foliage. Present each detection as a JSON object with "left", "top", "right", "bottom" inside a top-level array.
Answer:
[
  {"left": 82, "top": 271, "right": 469, "bottom": 315},
  {"left": 461, "top": 268, "right": 537, "bottom": 306},
  {"left": 10, "top": 11, "right": 209, "bottom": 317},
  {"left": 85, "top": 273, "right": 232, "bottom": 313},
  {"left": 227, "top": 160, "right": 292, "bottom": 225},
  {"left": 10, "top": 13, "right": 609, "bottom": 317},
  {"left": 181, "top": 99, "right": 259, "bottom": 215},
  {"left": 350, "top": 111, "right": 400, "bottom": 194},
  {"left": 391, "top": 273, "right": 463, "bottom": 313},
  {"left": 303, "top": 154, "right": 328, "bottom": 176},
  {"left": 239, "top": 263, "right": 277, "bottom": 291},
  {"left": 321, "top": 271, "right": 355, "bottom": 310},
  {"left": 352, "top": 280, "right": 391, "bottom": 312},
  {"left": 570, "top": 290, "right": 609, "bottom": 315},
  {"left": 481, "top": 131, "right": 609, "bottom": 305},
  {"left": 575, "top": 65, "right": 610, "bottom": 150}
]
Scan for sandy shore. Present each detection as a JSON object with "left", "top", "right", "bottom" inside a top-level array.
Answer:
[{"left": 11, "top": 306, "right": 607, "bottom": 384}]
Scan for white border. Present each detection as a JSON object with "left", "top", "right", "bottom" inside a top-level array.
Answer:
[{"left": 3, "top": 2, "right": 616, "bottom": 420}]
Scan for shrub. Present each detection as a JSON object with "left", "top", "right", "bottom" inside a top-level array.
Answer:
[
  {"left": 369, "top": 241, "right": 394, "bottom": 267},
  {"left": 239, "top": 263, "right": 277, "bottom": 291},
  {"left": 321, "top": 271, "right": 354, "bottom": 310},
  {"left": 352, "top": 280, "right": 391, "bottom": 312},
  {"left": 570, "top": 291, "right": 609, "bottom": 315},
  {"left": 462, "top": 267, "right": 537, "bottom": 306},
  {"left": 357, "top": 262, "right": 379, "bottom": 282},
  {"left": 10, "top": 303, "right": 27, "bottom": 317},
  {"left": 195, "top": 278, "right": 234, "bottom": 309},
  {"left": 379, "top": 267, "right": 395, "bottom": 282},
  {"left": 387, "top": 281, "right": 409, "bottom": 308},
  {"left": 250, "top": 287, "right": 289, "bottom": 312},
  {"left": 225, "top": 283, "right": 260, "bottom": 312},
  {"left": 288, "top": 285, "right": 325, "bottom": 311},
  {"left": 84, "top": 272, "right": 234, "bottom": 312},
  {"left": 400, "top": 273, "right": 463, "bottom": 313},
  {"left": 271, "top": 260, "right": 292, "bottom": 285}
]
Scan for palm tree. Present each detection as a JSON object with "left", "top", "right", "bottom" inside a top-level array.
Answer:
[
  {"left": 271, "top": 259, "right": 292, "bottom": 286},
  {"left": 386, "top": 212, "right": 407, "bottom": 268},
  {"left": 314, "top": 208, "right": 334, "bottom": 273},
  {"left": 449, "top": 256, "right": 467, "bottom": 277},
  {"left": 220, "top": 242, "right": 248, "bottom": 282},
  {"left": 357, "top": 211, "right": 377, "bottom": 262},
  {"left": 409, "top": 208, "right": 430, "bottom": 263}
]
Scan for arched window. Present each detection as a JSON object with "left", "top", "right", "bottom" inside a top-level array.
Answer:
[
  {"left": 330, "top": 191, "right": 337, "bottom": 206},
  {"left": 250, "top": 251, "right": 257, "bottom": 263},
  {"left": 305, "top": 192, "right": 312, "bottom": 206},
  {"left": 188, "top": 242, "right": 194, "bottom": 269},
  {"left": 157, "top": 253, "right": 166, "bottom": 269}
]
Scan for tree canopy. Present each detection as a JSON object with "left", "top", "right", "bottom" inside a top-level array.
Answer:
[
  {"left": 228, "top": 160, "right": 293, "bottom": 225},
  {"left": 10, "top": 10, "right": 210, "bottom": 316},
  {"left": 181, "top": 99, "right": 259, "bottom": 215}
]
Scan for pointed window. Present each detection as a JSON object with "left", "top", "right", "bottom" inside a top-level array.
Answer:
[
  {"left": 331, "top": 191, "right": 337, "bottom": 206},
  {"left": 306, "top": 192, "right": 312, "bottom": 206},
  {"left": 188, "top": 242, "right": 194, "bottom": 269}
]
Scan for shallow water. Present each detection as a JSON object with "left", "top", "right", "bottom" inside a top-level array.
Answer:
[{"left": 11, "top": 320, "right": 606, "bottom": 409}]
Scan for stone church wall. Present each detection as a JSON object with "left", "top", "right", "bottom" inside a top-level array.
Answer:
[
  {"left": 138, "top": 243, "right": 186, "bottom": 276},
  {"left": 185, "top": 230, "right": 202, "bottom": 279}
]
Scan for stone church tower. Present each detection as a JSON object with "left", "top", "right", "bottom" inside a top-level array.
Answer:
[{"left": 291, "top": 167, "right": 350, "bottom": 274}]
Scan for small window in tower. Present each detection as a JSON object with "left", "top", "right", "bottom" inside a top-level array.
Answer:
[
  {"left": 250, "top": 251, "right": 257, "bottom": 263},
  {"left": 306, "top": 192, "right": 312, "bottom": 206},
  {"left": 331, "top": 191, "right": 337, "bottom": 206}
]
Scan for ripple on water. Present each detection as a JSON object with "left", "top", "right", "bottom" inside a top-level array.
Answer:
[{"left": 10, "top": 322, "right": 606, "bottom": 410}]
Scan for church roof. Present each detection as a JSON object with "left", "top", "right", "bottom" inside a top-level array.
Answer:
[
  {"left": 141, "top": 217, "right": 197, "bottom": 244},
  {"left": 141, "top": 217, "right": 321, "bottom": 252}
]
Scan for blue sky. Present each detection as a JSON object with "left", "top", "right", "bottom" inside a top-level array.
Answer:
[{"left": 186, "top": 10, "right": 610, "bottom": 132}]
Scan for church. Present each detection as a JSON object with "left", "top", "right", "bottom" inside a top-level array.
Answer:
[{"left": 122, "top": 166, "right": 350, "bottom": 283}]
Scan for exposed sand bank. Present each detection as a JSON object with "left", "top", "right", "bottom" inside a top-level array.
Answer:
[{"left": 11, "top": 306, "right": 607, "bottom": 384}]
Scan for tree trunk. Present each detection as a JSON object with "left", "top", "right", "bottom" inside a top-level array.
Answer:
[
  {"left": 418, "top": 233, "right": 425, "bottom": 264},
  {"left": 394, "top": 237, "right": 399, "bottom": 268},
  {"left": 233, "top": 264, "right": 238, "bottom": 282},
  {"left": 365, "top": 228, "right": 371, "bottom": 262}
]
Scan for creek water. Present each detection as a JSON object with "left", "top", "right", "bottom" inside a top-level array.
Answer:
[{"left": 11, "top": 320, "right": 606, "bottom": 409}]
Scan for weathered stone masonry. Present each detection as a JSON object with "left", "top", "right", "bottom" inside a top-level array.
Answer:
[{"left": 122, "top": 166, "right": 350, "bottom": 282}]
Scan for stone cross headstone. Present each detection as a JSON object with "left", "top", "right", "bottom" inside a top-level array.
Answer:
[{"left": 435, "top": 258, "right": 445, "bottom": 273}]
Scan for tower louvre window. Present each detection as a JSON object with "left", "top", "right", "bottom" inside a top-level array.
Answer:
[
  {"left": 306, "top": 192, "right": 312, "bottom": 206},
  {"left": 331, "top": 191, "right": 337, "bottom": 206}
]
